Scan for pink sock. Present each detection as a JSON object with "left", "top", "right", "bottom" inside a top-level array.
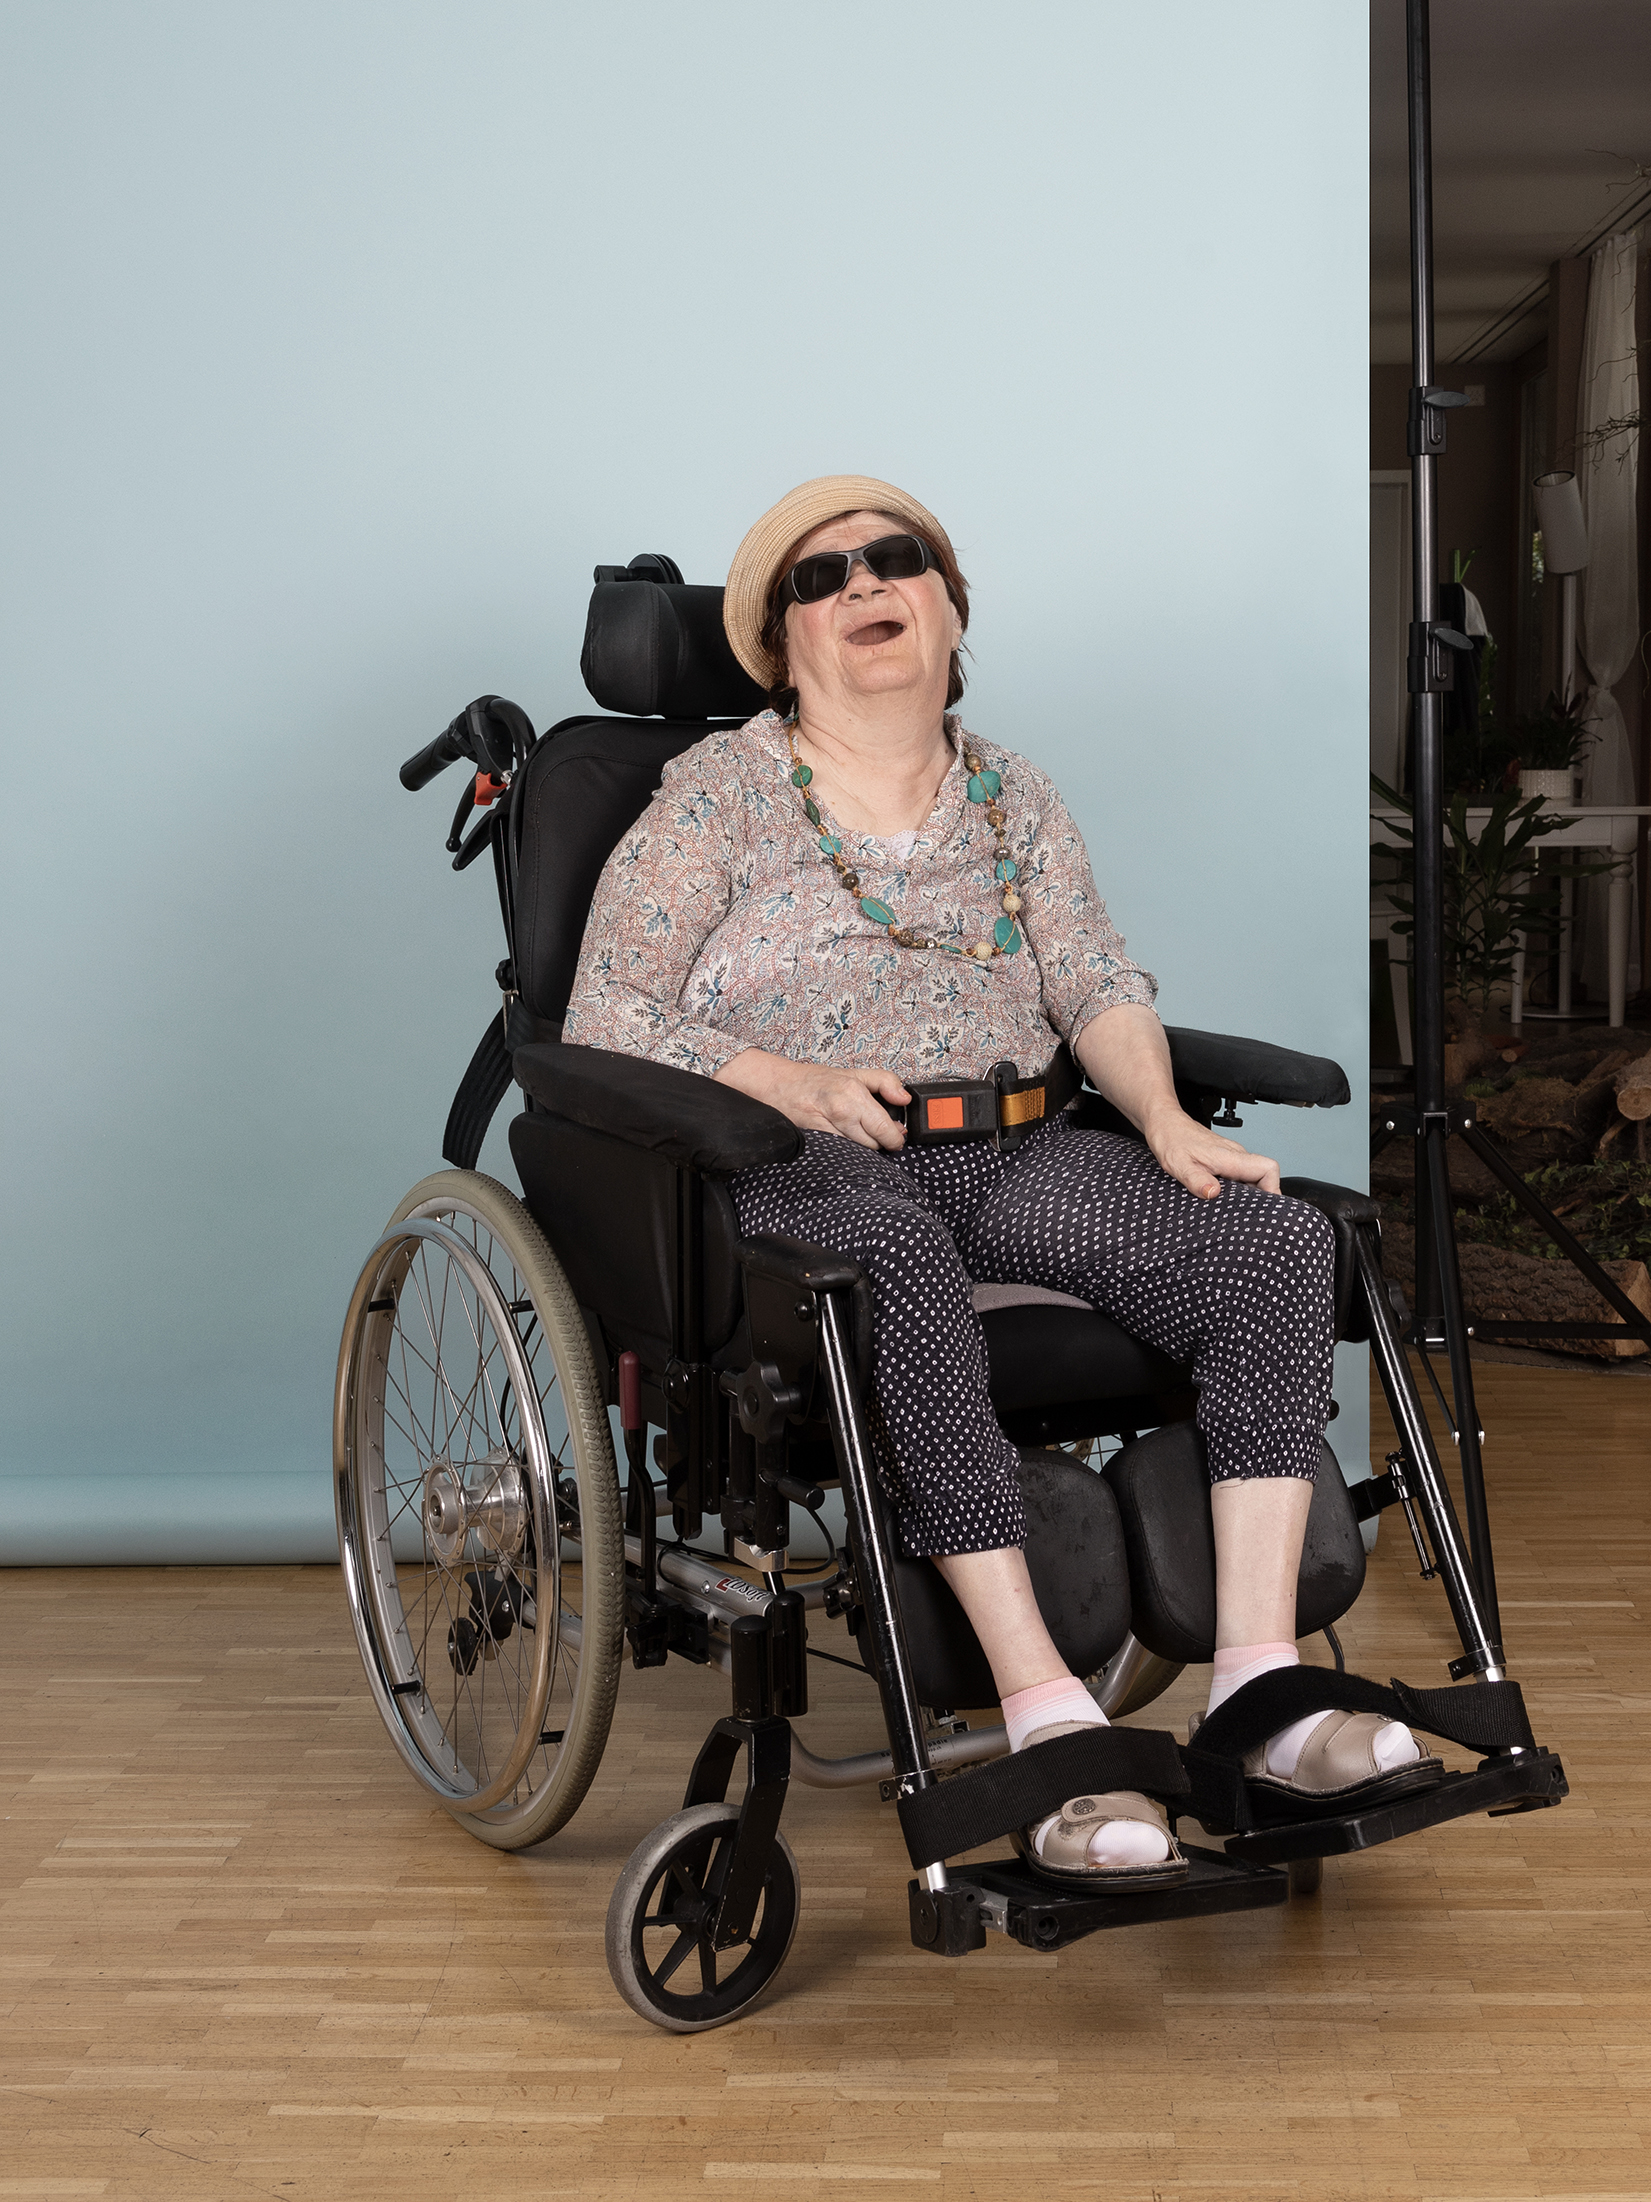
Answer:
[
  {"left": 1207, "top": 1641, "right": 1299, "bottom": 1715},
  {"left": 1003, "top": 1673, "right": 1171, "bottom": 1867},
  {"left": 1001, "top": 1675, "right": 1171, "bottom": 1868},
  {"left": 1001, "top": 1674, "right": 1105, "bottom": 1754}
]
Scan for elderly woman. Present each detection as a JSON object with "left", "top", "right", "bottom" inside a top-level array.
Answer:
[{"left": 564, "top": 474, "right": 1429, "bottom": 1885}]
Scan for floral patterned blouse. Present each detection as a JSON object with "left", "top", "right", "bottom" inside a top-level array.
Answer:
[{"left": 561, "top": 709, "right": 1157, "bottom": 1084}]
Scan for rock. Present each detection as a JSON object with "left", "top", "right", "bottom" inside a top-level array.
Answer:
[
  {"left": 1475, "top": 1077, "right": 1581, "bottom": 1136},
  {"left": 1613, "top": 1054, "right": 1651, "bottom": 1123}
]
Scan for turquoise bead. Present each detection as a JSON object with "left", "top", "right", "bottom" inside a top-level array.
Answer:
[
  {"left": 993, "top": 915, "right": 1021, "bottom": 953},
  {"left": 859, "top": 897, "right": 894, "bottom": 925},
  {"left": 967, "top": 774, "right": 987, "bottom": 803},
  {"left": 790, "top": 763, "right": 812, "bottom": 786},
  {"left": 820, "top": 833, "right": 841, "bottom": 855},
  {"left": 995, "top": 858, "right": 1018, "bottom": 882},
  {"left": 803, "top": 798, "right": 821, "bottom": 825},
  {"left": 977, "top": 768, "right": 1002, "bottom": 798}
]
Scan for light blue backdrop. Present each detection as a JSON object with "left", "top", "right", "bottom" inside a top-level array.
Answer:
[{"left": 0, "top": 1, "right": 1369, "bottom": 1563}]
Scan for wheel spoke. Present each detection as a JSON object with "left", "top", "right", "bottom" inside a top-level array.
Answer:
[
  {"left": 652, "top": 1923, "right": 701, "bottom": 1988},
  {"left": 343, "top": 1191, "right": 617, "bottom": 1841}
]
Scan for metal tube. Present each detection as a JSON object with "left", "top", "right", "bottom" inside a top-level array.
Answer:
[
  {"left": 1356, "top": 1229, "right": 1505, "bottom": 1682},
  {"left": 817, "top": 1291, "right": 939, "bottom": 1833},
  {"left": 1407, "top": 0, "right": 1445, "bottom": 1135},
  {"left": 788, "top": 1723, "right": 1010, "bottom": 1792},
  {"left": 1421, "top": 1123, "right": 1501, "bottom": 1639}
]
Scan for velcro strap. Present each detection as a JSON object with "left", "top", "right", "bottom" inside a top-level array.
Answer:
[
  {"left": 896, "top": 1725, "right": 1188, "bottom": 1870},
  {"left": 1000, "top": 1085, "right": 1046, "bottom": 1127},
  {"left": 1180, "top": 1747, "right": 1256, "bottom": 1834},
  {"left": 1192, "top": 1668, "right": 1536, "bottom": 1764},
  {"left": 1388, "top": 1677, "right": 1537, "bottom": 1754}
]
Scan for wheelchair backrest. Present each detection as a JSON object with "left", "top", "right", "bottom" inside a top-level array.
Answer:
[{"left": 512, "top": 560, "right": 766, "bottom": 1027}]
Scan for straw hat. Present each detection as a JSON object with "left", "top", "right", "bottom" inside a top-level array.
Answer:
[{"left": 722, "top": 474, "right": 956, "bottom": 688}]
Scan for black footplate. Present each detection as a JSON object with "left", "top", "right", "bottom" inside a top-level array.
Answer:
[
  {"left": 912, "top": 1844, "right": 1287, "bottom": 1957},
  {"left": 1221, "top": 1749, "right": 1568, "bottom": 1867},
  {"left": 1182, "top": 1667, "right": 1551, "bottom": 1838}
]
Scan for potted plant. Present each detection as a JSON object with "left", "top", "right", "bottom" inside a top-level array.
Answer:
[
  {"left": 1371, "top": 774, "right": 1612, "bottom": 1024},
  {"left": 1510, "top": 691, "right": 1594, "bottom": 802}
]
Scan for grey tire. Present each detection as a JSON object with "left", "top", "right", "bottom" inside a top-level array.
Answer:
[
  {"left": 605, "top": 1805, "right": 801, "bottom": 2033},
  {"left": 335, "top": 1169, "right": 624, "bottom": 1851}
]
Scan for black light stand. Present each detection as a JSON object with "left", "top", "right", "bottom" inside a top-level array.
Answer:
[{"left": 1374, "top": 0, "right": 1650, "bottom": 1656}]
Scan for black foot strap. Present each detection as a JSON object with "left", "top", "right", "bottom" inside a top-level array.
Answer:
[
  {"left": 1183, "top": 1668, "right": 1537, "bottom": 1835},
  {"left": 897, "top": 1725, "right": 1187, "bottom": 1871}
]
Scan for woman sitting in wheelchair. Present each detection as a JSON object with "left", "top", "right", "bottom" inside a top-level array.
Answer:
[{"left": 563, "top": 474, "right": 1437, "bottom": 1885}]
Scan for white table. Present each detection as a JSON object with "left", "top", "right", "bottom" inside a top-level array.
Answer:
[{"left": 1371, "top": 804, "right": 1648, "bottom": 1031}]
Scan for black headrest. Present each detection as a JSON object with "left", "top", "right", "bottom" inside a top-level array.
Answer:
[{"left": 580, "top": 555, "right": 769, "bottom": 720}]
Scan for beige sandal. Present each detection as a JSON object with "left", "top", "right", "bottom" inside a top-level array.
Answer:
[
  {"left": 1008, "top": 1720, "right": 1190, "bottom": 1891},
  {"left": 1241, "top": 1709, "right": 1442, "bottom": 1808},
  {"left": 1189, "top": 1707, "right": 1443, "bottom": 1811}
]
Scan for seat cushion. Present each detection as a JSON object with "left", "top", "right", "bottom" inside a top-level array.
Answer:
[{"left": 980, "top": 1303, "right": 1188, "bottom": 1412}]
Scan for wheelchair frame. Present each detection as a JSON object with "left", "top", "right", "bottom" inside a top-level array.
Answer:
[{"left": 336, "top": 671, "right": 1566, "bottom": 2032}]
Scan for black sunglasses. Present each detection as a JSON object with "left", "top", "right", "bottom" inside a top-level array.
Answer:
[{"left": 782, "top": 531, "right": 938, "bottom": 606}]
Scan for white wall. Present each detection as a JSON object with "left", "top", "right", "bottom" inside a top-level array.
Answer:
[{"left": 0, "top": 0, "right": 1370, "bottom": 1560}]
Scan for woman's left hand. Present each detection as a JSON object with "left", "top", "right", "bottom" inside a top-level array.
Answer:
[{"left": 1144, "top": 1105, "right": 1281, "bottom": 1202}]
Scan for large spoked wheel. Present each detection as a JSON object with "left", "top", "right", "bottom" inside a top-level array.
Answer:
[
  {"left": 335, "top": 1169, "right": 624, "bottom": 1850},
  {"left": 605, "top": 1806, "right": 800, "bottom": 2033}
]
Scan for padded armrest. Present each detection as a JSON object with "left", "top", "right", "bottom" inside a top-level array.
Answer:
[
  {"left": 512, "top": 1041, "right": 801, "bottom": 1173},
  {"left": 1279, "top": 1176, "right": 1381, "bottom": 1344},
  {"left": 1165, "top": 1026, "right": 1351, "bottom": 1109}
]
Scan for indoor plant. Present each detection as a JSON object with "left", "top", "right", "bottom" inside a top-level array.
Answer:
[
  {"left": 1511, "top": 691, "right": 1595, "bottom": 802},
  {"left": 1371, "top": 774, "right": 1606, "bottom": 1020}
]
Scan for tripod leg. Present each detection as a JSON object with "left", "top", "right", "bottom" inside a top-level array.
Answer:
[
  {"left": 1421, "top": 1120, "right": 1502, "bottom": 1648},
  {"left": 1414, "top": 1111, "right": 1441, "bottom": 1347},
  {"left": 1458, "top": 1119, "right": 1651, "bottom": 1346},
  {"left": 1355, "top": 1224, "right": 1507, "bottom": 1682}
]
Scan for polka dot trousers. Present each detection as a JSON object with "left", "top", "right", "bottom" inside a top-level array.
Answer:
[{"left": 730, "top": 1114, "right": 1335, "bottom": 1558}]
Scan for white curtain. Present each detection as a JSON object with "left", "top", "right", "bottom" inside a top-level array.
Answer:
[{"left": 1574, "top": 229, "right": 1641, "bottom": 997}]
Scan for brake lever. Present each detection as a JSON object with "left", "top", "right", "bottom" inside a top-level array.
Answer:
[{"left": 451, "top": 807, "right": 497, "bottom": 872}]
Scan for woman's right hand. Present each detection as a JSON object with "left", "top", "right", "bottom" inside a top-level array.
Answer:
[{"left": 715, "top": 1049, "right": 910, "bottom": 1151}]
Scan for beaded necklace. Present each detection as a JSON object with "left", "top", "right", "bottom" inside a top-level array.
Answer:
[{"left": 786, "top": 721, "right": 1023, "bottom": 962}]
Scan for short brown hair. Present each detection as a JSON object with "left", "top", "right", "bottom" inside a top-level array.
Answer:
[{"left": 758, "top": 511, "right": 971, "bottom": 718}]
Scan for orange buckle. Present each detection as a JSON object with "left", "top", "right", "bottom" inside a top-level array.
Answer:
[{"left": 473, "top": 770, "right": 507, "bottom": 808}]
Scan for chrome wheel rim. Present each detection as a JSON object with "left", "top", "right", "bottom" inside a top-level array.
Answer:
[{"left": 339, "top": 1217, "right": 564, "bottom": 1813}]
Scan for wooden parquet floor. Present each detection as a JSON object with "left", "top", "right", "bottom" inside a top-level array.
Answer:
[{"left": 2, "top": 1363, "right": 1647, "bottom": 2201}]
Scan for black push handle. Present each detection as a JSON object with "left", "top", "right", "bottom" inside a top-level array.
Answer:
[
  {"left": 400, "top": 719, "right": 469, "bottom": 791},
  {"left": 399, "top": 696, "right": 537, "bottom": 792}
]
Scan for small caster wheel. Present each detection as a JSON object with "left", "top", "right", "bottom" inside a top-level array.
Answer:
[
  {"left": 1288, "top": 1856, "right": 1323, "bottom": 1897},
  {"left": 605, "top": 1804, "right": 799, "bottom": 2033}
]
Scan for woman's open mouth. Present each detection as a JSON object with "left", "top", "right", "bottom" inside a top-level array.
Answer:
[{"left": 845, "top": 620, "right": 905, "bottom": 648}]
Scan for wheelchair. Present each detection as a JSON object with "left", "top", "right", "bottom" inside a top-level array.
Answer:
[{"left": 333, "top": 553, "right": 1566, "bottom": 2032}]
